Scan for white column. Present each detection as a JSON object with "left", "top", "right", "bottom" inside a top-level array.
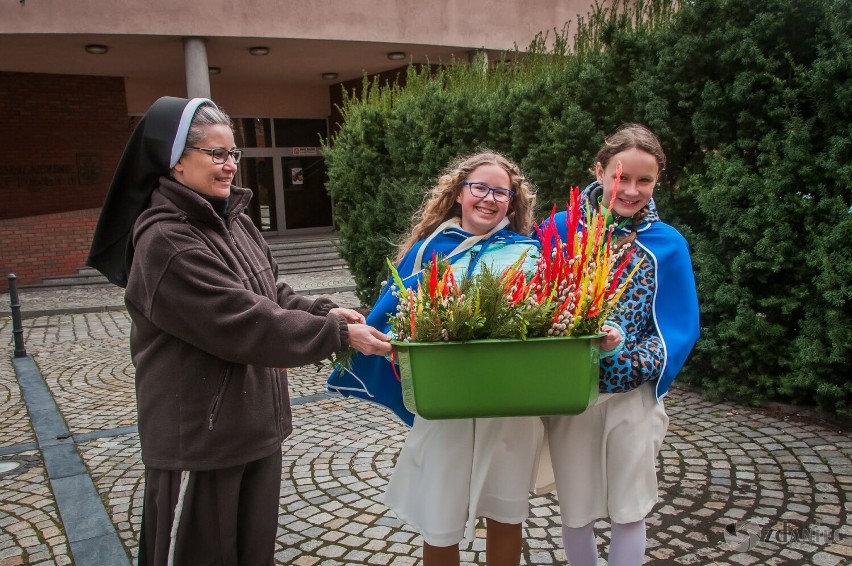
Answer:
[{"left": 183, "top": 37, "right": 211, "bottom": 99}]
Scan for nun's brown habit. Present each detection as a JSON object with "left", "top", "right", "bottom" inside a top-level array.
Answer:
[{"left": 87, "top": 96, "right": 212, "bottom": 287}]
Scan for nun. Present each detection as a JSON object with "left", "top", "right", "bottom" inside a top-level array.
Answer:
[{"left": 88, "top": 97, "right": 391, "bottom": 565}]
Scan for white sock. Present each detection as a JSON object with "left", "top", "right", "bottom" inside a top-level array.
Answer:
[
  {"left": 561, "top": 522, "right": 598, "bottom": 566},
  {"left": 608, "top": 519, "right": 646, "bottom": 566}
]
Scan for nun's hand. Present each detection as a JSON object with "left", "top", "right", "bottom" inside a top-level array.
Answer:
[{"left": 328, "top": 307, "right": 366, "bottom": 324}]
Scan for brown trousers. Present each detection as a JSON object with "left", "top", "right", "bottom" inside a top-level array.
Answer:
[{"left": 138, "top": 447, "right": 282, "bottom": 566}]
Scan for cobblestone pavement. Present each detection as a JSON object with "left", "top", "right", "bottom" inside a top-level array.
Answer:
[{"left": 1, "top": 275, "right": 850, "bottom": 565}]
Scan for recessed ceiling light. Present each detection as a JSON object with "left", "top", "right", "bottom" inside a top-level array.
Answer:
[
  {"left": 249, "top": 46, "right": 270, "bottom": 56},
  {"left": 208, "top": 66, "right": 222, "bottom": 75},
  {"left": 321, "top": 72, "right": 339, "bottom": 80},
  {"left": 387, "top": 51, "right": 406, "bottom": 60},
  {"left": 84, "top": 44, "right": 108, "bottom": 55}
]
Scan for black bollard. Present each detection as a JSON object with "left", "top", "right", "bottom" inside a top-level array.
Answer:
[{"left": 8, "top": 274, "right": 27, "bottom": 358}]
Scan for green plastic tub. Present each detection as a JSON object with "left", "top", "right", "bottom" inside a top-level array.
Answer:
[{"left": 392, "top": 335, "right": 602, "bottom": 419}]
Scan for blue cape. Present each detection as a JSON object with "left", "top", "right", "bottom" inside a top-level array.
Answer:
[{"left": 326, "top": 224, "right": 539, "bottom": 426}]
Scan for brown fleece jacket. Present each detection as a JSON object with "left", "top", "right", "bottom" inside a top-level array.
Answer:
[{"left": 125, "top": 177, "right": 349, "bottom": 470}]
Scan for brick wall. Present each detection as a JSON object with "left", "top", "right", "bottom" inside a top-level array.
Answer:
[
  {"left": 0, "top": 71, "right": 128, "bottom": 220},
  {"left": 0, "top": 208, "right": 101, "bottom": 292},
  {"left": 0, "top": 72, "right": 128, "bottom": 291}
]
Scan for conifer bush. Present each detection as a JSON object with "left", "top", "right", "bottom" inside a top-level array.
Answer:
[{"left": 323, "top": 0, "right": 851, "bottom": 420}]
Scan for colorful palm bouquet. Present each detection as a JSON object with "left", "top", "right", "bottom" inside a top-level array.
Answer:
[{"left": 388, "top": 166, "right": 642, "bottom": 343}]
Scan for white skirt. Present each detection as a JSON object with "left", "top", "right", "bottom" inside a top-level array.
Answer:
[
  {"left": 384, "top": 415, "right": 544, "bottom": 547},
  {"left": 538, "top": 381, "right": 669, "bottom": 528}
]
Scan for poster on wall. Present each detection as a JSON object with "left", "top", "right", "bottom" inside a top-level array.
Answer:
[{"left": 291, "top": 167, "right": 303, "bottom": 185}]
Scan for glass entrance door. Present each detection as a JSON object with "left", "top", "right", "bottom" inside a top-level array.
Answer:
[
  {"left": 281, "top": 156, "right": 333, "bottom": 229},
  {"left": 233, "top": 116, "right": 333, "bottom": 235},
  {"left": 240, "top": 157, "right": 276, "bottom": 231}
]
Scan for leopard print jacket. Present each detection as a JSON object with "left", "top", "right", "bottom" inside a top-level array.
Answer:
[
  {"left": 600, "top": 250, "right": 665, "bottom": 392},
  {"left": 586, "top": 184, "right": 667, "bottom": 393}
]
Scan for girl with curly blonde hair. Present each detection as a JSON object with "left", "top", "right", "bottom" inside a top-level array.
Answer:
[
  {"left": 396, "top": 150, "right": 537, "bottom": 263},
  {"left": 329, "top": 149, "right": 543, "bottom": 566}
]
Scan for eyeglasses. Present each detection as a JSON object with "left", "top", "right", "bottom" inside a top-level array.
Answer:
[
  {"left": 463, "top": 181, "right": 515, "bottom": 203},
  {"left": 185, "top": 146, "right": 242, "bottom": 164}
]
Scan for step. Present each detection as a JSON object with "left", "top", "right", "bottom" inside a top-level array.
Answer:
[
  {"left": 277, "top": 258, "right": 349, "bottom": 273},
  {"left": 270, "top": 242, "right": 340, "bottom": 253},
  {"left": 24, "top": 276, "right": 112, "bottom": 289},
  {"left": 24, "top": 234, "right": 349, "bottom": 289},
  {"left": 38, "top": 272, "right": 110, "bottom": 286},
  {"left": 278, "top": 264, "right": 352, "bottom": 276},
  {"left": 75, "top": 267, "right": 104, "bottom": 277},
  {"left": 272, "top": 251, "right": 345, "bottom": 264},
  {"left": 269, "top": 246, "right": 341, "bottom": 259},
  {"left": 266, "top": 238, "right": 340, "bottom": 249}
]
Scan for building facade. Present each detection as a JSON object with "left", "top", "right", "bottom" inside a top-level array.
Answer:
[{"left": 0, "top": 0, "right": 599, "bottom": 290}]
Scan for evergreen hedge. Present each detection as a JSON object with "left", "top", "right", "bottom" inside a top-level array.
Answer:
[{"left": 323, "top": 0, "right": 851, "bottom": 420}]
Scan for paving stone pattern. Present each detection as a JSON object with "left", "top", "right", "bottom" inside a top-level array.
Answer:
[{"left": 0, "top": 273, "right": 850, "bottom": 565}]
